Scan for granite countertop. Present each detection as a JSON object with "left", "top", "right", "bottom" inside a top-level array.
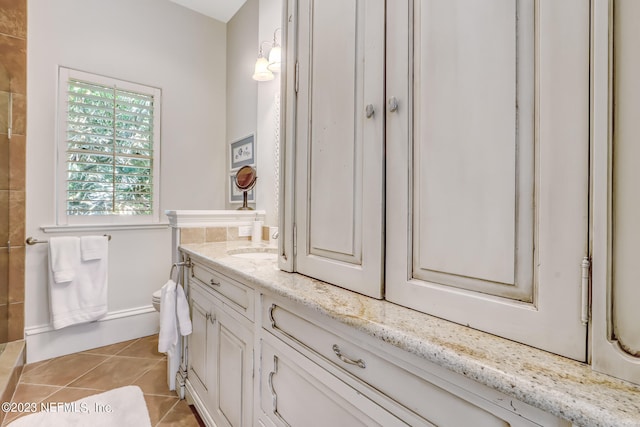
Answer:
[{"left": 180, "top": 241, "right": 640, "bottom": 427}]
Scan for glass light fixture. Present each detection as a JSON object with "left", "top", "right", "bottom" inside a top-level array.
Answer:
[
  {"left": 252, "top": 41, "right": 274, "bottom": 82},
  {"left": 268, "top": 28, "right": 282, "bottom": 73}
]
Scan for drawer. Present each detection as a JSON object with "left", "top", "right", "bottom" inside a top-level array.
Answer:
[
  {"left": 262, "top": 296, "right": 547, "bottom": 427},
  {"left": 191, "top": 261, "right": 254, "bottom": 321}
]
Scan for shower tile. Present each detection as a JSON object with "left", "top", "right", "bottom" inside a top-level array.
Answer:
[
  {"left": 8, "top": 190, "right": 23, "bottom": 245},
  {"left": 7, "top": 301, "right": 22, "bottom": 341},
  {"left": 0, "top": 91, "right": 8, "bottom": 135},
  {"left": 0, "top": 0, "right": 27, "bottom": 39},
  {"left": 0, "top": 190, "right": 7, "bottom": 245},
  {"left": 8, "top": 134, "right": 24, "bottom": 191},
  {"left": 0, "top": 34, "right": 25, "bottom": 94},
  {"left": 0, "top": 134, "right": 8, "bottom": 190},
  {"left": 10, "top": 92, "right": 24, "bottom": 135},
  {"left": 0, "top": 250, "right": 6, "bottom": 305},
  {"left": 0, "top": 304, "right": 7, "bottom": 344},
  {"left": 180, "top": 228, "right": 205, "bottom": 244},
  {"left": 8, "top": 246, "right": 23, "bottom": 304}
]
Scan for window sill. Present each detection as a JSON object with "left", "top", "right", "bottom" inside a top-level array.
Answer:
[{"left": 41, "top": 223, "right": 170, "bottom": 233}]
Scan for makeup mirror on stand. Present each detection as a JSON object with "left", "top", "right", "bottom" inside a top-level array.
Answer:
[{"left": 235, "top": 165, "right": 257, "bottom": 210}]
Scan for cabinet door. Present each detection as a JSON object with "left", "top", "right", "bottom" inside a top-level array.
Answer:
[
  {"left": 210, "top": 303, "right": 254, "bottom": 427},
  {"left": 386, "top": 0, "right": 590, "bottom": 360},
  {"left": 294, "top": 0, "right": 385, "bottom": 298},
  {"left": 188, "top": 284, "right": 215, "bottom": 397}
]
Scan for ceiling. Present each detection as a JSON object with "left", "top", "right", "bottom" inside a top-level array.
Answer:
[{"left": 169, "top": 0, "right": 247, "bottom": 23}]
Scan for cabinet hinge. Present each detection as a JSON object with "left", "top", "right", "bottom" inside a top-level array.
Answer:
[
  {"left": 294, "top": 61, "right": 299, "bottom": 95},
  {"left": 581, "top": 256, "right": 591, "bottom": 326}
]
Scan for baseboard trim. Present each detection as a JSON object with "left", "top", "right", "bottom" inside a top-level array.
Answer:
[{"left": 25, "top": 305, "right": 159, "bottom": 363}]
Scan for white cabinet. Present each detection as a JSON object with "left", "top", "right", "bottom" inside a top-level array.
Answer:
[
  {"left": 385, "top": 0, "right": 590, "bottom": 360},
  {"left": 186, "top": 263, "right": 254, "bottom": 427},
  {"left": 287, "top": 0, "right": 590, "bottom": 360},
  {"left": 293, "top": 0, "right": 385, "bottom": 298},
  {"left": 260, "top": 294, "right": 570, "bottom": 427}
]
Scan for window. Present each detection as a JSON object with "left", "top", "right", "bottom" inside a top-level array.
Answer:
[{"left": 57, "top": 68, "right": 161, "bottom": 224}]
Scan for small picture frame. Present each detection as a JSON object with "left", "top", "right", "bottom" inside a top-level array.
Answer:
[
  {"left": 230, "top": 134, "right": 255, "bottom": 170},
  {"left": 229, "top": 173, "right": 255, "bottom": 203}
]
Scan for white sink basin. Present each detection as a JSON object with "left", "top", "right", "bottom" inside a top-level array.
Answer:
[{"left": 227, "top": 247, "right": 277, "bottom": 260}]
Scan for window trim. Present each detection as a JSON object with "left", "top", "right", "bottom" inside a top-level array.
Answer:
[{"left": 56, "top": 67, "right": 162, "bottom": 225}]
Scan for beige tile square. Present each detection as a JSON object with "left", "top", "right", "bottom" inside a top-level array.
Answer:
[
  {"left": 0, "top": 252, "right": 7, "bottom": 305},
  {"left": 205, "top": 227, "right": 227, "bottom": 242},
  {"left": 8, "top": 245, "right": 24, "bottom": 304},
  {"left": 0, "top": 191, "right": 8, "bottom": 245},
  {"left": 7, "top": 302, "right": 22, "bottom": 341},
  {"left": 8, "top": 134, "right": 24, "bottom": 191},
  {"left": 132, "top": 359, "right": 174, "bottom": 397},
  {"left": 157, "top": 399, "right": 202, "bottom": 427},
  {"left": 0, "top": 0, "right": 27, "bottom": 39},
  {"left": 227, "top": 227, "right": 250, "bottom": 242},
  {"left": 144, "top": 394, "right": 179, "bottom": 426},
  {"left": 68, "top": 356, "right": 158, "bottom": 391},
  {"left": 20, "top": 353, "right": 109, "bottom": 387},
  {"left": 8, "top": 190, "right": 24, "bottom": 245},
  {"left": 0, "top": 133, "right": 8, "bottom": 190},
  {"left": 115, "top": 335, "right": 164, "bottom": 360},
  {"left": 10, "top": 92, "right": 24, "bottom": 136},
  {"left": 81, "top": 339, "right": 138, "bottom": 356},
  {"left": 180, "top": 228, "right": 205, "bottom": 244},
  {"left": 0, "top": 34, "right": 26, "bottom": 94}
]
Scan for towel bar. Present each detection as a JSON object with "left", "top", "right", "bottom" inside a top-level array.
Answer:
[{"left": 25, "top": 235, "right": 112, "bottom": 245}]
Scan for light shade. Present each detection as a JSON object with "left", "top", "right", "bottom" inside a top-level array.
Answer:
[
  {"left": 267, "top": 45, "right": 282, "bottom": 72},
  {"left": 253, "top": 56, "right": 274, "bottom": 81}
]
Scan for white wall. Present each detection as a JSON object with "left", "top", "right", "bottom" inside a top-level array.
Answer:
[
  {"left": 225, "top": 0, "right": 282, "bottom": 226},
  {"left": 226, "top": 0, "right": 259, "bottom": 210},
  {"left": 26, "top": 0, "right": 227, "bottom": 362}
]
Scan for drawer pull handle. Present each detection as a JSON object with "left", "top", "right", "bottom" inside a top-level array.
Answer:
[
  {"left": 210, "top": 278, "right": 221, "bottom": 286},
  {"left": 332, "top": 344, "right": 366, "bottom": 369},
  {"left": 206, "top": 313, "right": 215, "bottom": 324}
]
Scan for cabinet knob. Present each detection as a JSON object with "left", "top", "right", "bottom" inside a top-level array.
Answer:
[
  {"left": 388, "top": 97, "right": 399, "bottom": 113},
  {"left": 210, "top": 278, "right": 221, "bottom": 286},
  {"left": 365, "top": 104, "right": 375, "bottom": 118}
]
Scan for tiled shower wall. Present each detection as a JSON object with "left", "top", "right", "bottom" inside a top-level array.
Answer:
[{"left": 0, "top": 0, "right": 26, "bottom": 343}]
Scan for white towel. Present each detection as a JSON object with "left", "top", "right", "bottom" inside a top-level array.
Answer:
[
  {"left": 158, "top": 280, "right": 192, "bottom": 353},
  {"left": 49, "top": 236, "right": 80, "bottom": 283},
  {"left": 80, "top": 235, "right": 108, "bottom": 261},
  {"left": 48, "top": 236, "right": 108, "bottom": 330}
]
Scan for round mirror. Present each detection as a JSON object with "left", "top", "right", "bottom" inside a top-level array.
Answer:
[
  {"left": 235, "top": 165, "right": 257, "bottom": 190},
  {"left": 234, "top": 165, "right": 257, "bottom": 210}
]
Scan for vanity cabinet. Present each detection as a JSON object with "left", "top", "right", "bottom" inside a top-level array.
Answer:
[
  {"left": 186, "top": 261, "right": 254, "bottom": 427},
  {"left": 259, "top": 294, "right": 570, "bottom": 427},
  {"left": 287, "top": 0, "right": 590, "bottom": 360}
]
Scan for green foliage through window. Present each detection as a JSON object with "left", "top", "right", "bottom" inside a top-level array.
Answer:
[{"left": 66, "top": 79, "right": 155, "bottom": 216}]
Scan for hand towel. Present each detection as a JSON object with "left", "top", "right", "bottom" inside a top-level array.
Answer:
[
  {"left": 49, "top": 236, "right": 80, "bottom": 283},
  {"left": 48, "top": 236, "right": 108, "bottom": 329},
  {"left": 176, "top": 284, "right": 192, "bottom": 336},
  {"left": 80, "top": 235, "right": 108, "bottom": 261},
  {"left": 158, "top": 280, "right": 178, "bottom": 353}
]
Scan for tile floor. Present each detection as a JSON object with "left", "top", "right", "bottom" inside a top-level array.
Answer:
[{"left": 1, "top": 335, "right": 204, "bottom": 426}]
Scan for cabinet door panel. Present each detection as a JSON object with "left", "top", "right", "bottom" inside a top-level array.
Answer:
[
  {"left": 295, "top": 0, "right": 385, "bottom": 298},
  {"left": 386, "top": 0, "right": 589, "bottom": 360},
  {"left": 413, "top": 0, "right": 534, "bottom": 298},
  {"left": 188, "top": 285, "right": 212, "bottom": 392},
  {"left": 212, "top": 305, "right": 253, "bottom": 427}
]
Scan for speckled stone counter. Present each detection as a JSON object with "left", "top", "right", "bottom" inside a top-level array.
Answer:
[{"left": 180, "top": 241, "right": 640, "bottom": 427}]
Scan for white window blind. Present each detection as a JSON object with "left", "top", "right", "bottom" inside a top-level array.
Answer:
[{"left": 57, "top": 68, "right": 161, "bottom": 223}]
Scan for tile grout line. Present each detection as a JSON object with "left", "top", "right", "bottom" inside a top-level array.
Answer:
[{"left": 153, "top": 397, "right": 182, "bottom": 427}]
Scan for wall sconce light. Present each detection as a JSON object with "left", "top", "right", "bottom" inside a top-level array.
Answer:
[
  {"left": 252, "top": 41, "right": 274, "bottom": 81},
  {"left": 267, "top": 28, "right": 281, "bottom": 73}
]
